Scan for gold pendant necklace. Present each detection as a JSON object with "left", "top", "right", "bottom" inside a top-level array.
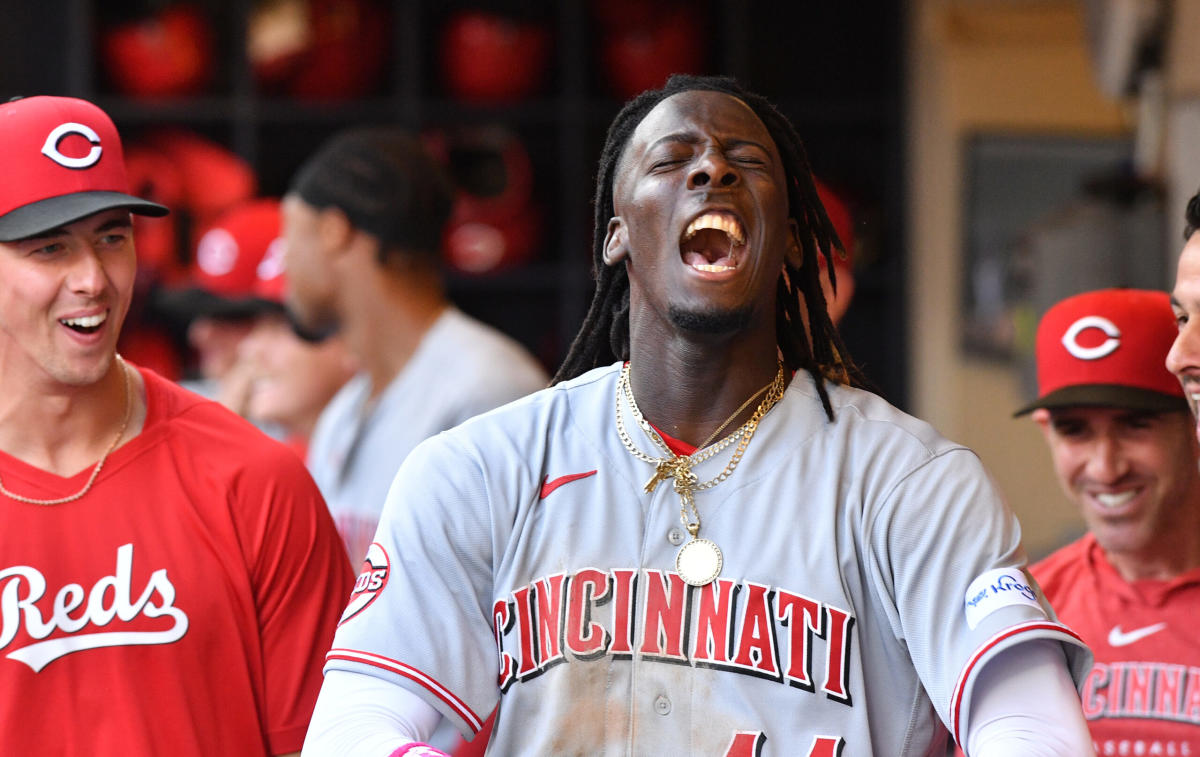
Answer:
[
  {"left": 615, "top": 362, "right": 786, "bottom": 586},
  {"left": 0, "top": 356, "right": 133, "bottom": 506}
]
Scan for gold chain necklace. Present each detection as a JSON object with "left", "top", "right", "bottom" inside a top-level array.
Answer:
[
  {"left": 0, "top": 356, "right": 133, "bottom": 506},
  {"left": 615, "top": 361, "right": 786, "bottom": 585}
]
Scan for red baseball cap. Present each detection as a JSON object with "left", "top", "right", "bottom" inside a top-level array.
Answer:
[
  {"left": 1015, "top": 288, "right": 1186, "bottom": 416},
  {"left": 155, "top": 198, "right": 285, "bottom": 319},
  {"left": 0, "top": 96, "right": 167, "bottom": 241}
]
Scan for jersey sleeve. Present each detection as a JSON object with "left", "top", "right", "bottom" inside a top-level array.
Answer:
[
  {"left": 323, "top": 432, "right": 501, "bottom": 740},
  {"left": 864, "top": 446, "right": 1092, "bottom": 746},
  {"left": 233, "top": 440, "right": 357, "bottom": 754}
]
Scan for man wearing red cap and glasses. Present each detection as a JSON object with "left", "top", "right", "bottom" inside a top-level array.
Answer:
[
  {"left": 1019, "top": 288, "right": 1200, "bottom": 756},
  {"left": 0, "top": 95, "right": 354, "bottom": 755}
]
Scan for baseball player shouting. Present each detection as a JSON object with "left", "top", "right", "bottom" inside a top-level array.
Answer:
[
  {"left": 0, "top": 95, "right": 354, "bottom": 755},
  {"left": 303, "top": 75, "right": 1093, "bottom": 756},
  {"left": 1021, "top": 288, "right": 1200, "bottom": 757}
]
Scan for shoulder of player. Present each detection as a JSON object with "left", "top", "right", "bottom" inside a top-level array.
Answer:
[
  {"left": 426, "top": 308, "right": 547, "bottom": 380},
  {"left": 409, "top": 364, "right": 618, "bottom": 469},
  {"left": 144, "top": 369, "right": 311, "bottom": 471},
  {"left": 801, "top": 378, "right": 973, "bottom": 461}
]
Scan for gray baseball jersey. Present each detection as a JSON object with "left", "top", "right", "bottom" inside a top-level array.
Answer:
[
  {"left": 307, "top": 306, "right": 548, "bottom": 562},
  {"left": 326, "top": 363, "right": 1091, "bottom": 755}
]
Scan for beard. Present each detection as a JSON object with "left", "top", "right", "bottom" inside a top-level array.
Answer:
[{"left": 667, "top": 303, "right": 753, "bottom": 335}]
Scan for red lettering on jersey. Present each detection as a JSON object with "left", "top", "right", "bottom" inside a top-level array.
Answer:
[
  {"left": 512, "top": 585, "right": 539, "bottom": 678},
  {"left": 534, "top": 574, "right": 567, "bottom": 672},
  {"left": 639, "top": 570, "right": 689, "bottom": 662},
  {"left": 1182, "top": 666, "right": 1200, "bottom": 720},
  {"left": 822, "top": 606, "right": 854, "bottom": 705},
  {"left": 693, "top": 579, "right": 739, "bottom": 667},
  {"left": 1155, "top": 664, "right": 1184, "bottom": 718},
  {"left": 492, "top": 598, "right": 517, "bottom": 692},
  {"left": 806, "top": 735, "right": 846, "bottom": 757},
  {"left": 1107, "top": 662, "right": 1124, "bottom": 714},
  {"left": 1125, "top": 663, "right": 1152, "bottom": 716},
  {"left": 732, "top": 582, "right": 780, "bottom": 680},
  {"left": 1082, "top": 664, "right": 1110, "bottom": 719},
  {"left": 776, "top": 589, "right": 823, "bottom": 691},
  {"left": 723, "top": 731, "right": 766, "bottom": 756},
  {"left": 565, "top": 568, "right": 611, "bottom": 660},
  {"left": 609, "top": 569, "right": 638, "bottom": 657}
]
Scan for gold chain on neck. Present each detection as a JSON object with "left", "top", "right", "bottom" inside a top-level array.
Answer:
[
  {"left": 615, "top": 361, "right": 786, "bottom": 536},
  {"left": 0, "top": 356, "right": 133, "bottom": 506}
]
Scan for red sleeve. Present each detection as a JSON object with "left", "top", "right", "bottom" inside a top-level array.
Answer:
[{"left": 236, "top": 441, "right": 355, "bottom": 754}]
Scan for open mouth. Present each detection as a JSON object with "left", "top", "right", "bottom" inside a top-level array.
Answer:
[
  {"left": 60, "top": 312, "right": 107, "bottom": 335},
  {"left": 680, "top": 212, "right": 746, "bottom": 273}
]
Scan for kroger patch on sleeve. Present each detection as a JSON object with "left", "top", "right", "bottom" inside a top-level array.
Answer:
[{"left": 963, "top": 567, "right": 1044, "bottom": 630}]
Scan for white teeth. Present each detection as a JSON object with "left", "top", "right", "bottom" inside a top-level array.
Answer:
[
  {"left": 1096, "top": 491, "right": 1136, "bottom": 508},
  {"left": 683, "top": 213, "right": 745, "bottom": 245},
  {"left": 693, "top": 263, "right": 735, "bottom": 273},
  {"left": 60, "top": 314, "right": 106, "bottom": 328}
]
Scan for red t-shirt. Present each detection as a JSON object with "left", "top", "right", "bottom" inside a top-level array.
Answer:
[
  {"left": 1032, "top": 534, "right": 1200, "bottom": 756},
  {"left": 0, "top": 365, "right": 354, "bottom": 755}
]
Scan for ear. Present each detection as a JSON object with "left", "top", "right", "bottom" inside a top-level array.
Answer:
[
  {"left": 603, "top": 217, "right": 629, "bottom": 266},
  {"left": 1031, "top": 408, "right": 1052, "bottom": 438},
  {"left": 785, "top": 219, "right": 804, "bottom": 268},
  {"left": 316, "top": 206, "right": 354, "bottom": 255}
]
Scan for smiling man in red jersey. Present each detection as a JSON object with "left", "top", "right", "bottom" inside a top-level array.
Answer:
[
  {"left": 303, "top": 75, "right": 1091, "bottom": 757},
  {"left": 0, "top": 95, "right": 353, "bottom": 756},
  {"left": 1022, "top": 288, "right": 1200, "bottom": 757}
]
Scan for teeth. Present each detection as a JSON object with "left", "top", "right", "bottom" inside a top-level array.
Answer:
[
  {"left": 693, "top": 263, "right": 735, "bottom": 273},
  {"left": 1096, "top": 491, "right": 1136, "bottom": 508},
  {"left": 60, "top": 314, "right": 106, "bottom": 328},
  {"left": 683, "top": 213, "right": 745, "bottom": 245}
]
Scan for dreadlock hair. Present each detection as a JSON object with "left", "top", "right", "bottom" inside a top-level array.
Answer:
[{"left": 552, "top": 73, "right": 867, "bottom": 420}]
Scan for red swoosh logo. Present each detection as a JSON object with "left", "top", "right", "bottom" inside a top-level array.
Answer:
[{"left": 539, "top": 470, "right": 597, "bottom": 499}]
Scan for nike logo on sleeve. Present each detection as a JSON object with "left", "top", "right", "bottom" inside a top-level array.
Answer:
[
  {"left": 539, "top": 470, "right": 597, "bottom": 499},
  {"left": 1107, "top": 622, "right": 1167, "bottom": 647}
]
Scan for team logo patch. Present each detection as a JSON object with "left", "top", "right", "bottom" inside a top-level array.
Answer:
[
  {"left": 1062, "top": 315, "right": 1120, "bottom": 360},
  {"left": 41, "top": 122, "right": 103, "bottom": 169},
  {"left": 963, "top": 567, "right": 1043, "bottom": 630},
  {"left": 339, "top": 542, "right": 390, "bottom": 625}
]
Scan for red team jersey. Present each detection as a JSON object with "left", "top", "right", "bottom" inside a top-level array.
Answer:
[
  {"left": 0, "top": 365, "right": 354, "bottom": 755},
  {"left": 1033, "top": 535, "right": 1200, "bottom": 757}
]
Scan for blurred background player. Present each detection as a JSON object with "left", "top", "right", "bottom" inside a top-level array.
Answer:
[
  {"left": 0, "top": 95, "right": 353, "bottom": 755},
  {"left": 154, "top": 196, "right": 287, "bottom": 400},
  {"left": 282, "top": 126, "right": 548, "bottom": 563},
  {"left": 221, "top": 253, "right": 357, "bottom": 460},
  {"left": 1020, "top": 288, "right": 1200, "bottom": 756}
]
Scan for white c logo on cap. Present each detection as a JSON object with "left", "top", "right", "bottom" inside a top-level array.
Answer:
[
  {"left": 41, "top": 122, "right": 103, "bottom": 169},
  {"left": 1062, "top": 315, "right": 1120, "bottom": 360}
]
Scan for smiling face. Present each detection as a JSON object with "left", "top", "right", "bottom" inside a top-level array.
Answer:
[
  {"left": 1036, "top": 405, "right": 1200, "bottom": 574},
  {"left": 605, "top": 90, "right": 797, "bottom": 342},
  {"left": 1168, "top": 231, "right": 1200, "bottom": 439},
  {"left": 0, "top": 208, "right": 136, "bottom": 387}
]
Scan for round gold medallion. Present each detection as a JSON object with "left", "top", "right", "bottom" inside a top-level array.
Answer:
[{"left": 675, "top": 538, "right": 723, "bottom": 587}]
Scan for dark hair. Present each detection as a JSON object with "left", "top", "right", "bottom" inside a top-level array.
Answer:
[
  {"left": 1186, "top": 187, "right": 1200, "bottom": 241},
  {"left": 552, "top": 74, "right": 866, "bottom": 419},
  {"left": 289, "top": 126, "right": 454, "bottom": 264}
]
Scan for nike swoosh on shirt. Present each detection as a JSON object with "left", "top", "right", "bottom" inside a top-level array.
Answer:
[
  {"left": 539, "top": 470, "right": 597, "bottom": 499},
  {"left": 1107, "top": 622, "right": 1167, "bottom": 647}
]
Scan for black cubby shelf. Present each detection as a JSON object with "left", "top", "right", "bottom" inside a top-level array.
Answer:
[{"left": 4, "top": 0, "right": 907, "bottom": 405}]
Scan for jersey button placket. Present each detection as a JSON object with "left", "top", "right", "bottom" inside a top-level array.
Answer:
[
  {"left": 653, "top": 694, "right": 672, "bottom": 716},
  {"left": 667, "top": 527, "right": 685, "bottom": 546}
]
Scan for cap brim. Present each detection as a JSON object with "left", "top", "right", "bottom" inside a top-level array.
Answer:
[
  {"left": 151, "top": 286, "right": 285, "bottom": 322},
  {"left": 0, "top": 190, "right": 169, "bottom": 242},
  {"left": 1013, "top": 384, "right": 1188, "bottom": 417}
]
